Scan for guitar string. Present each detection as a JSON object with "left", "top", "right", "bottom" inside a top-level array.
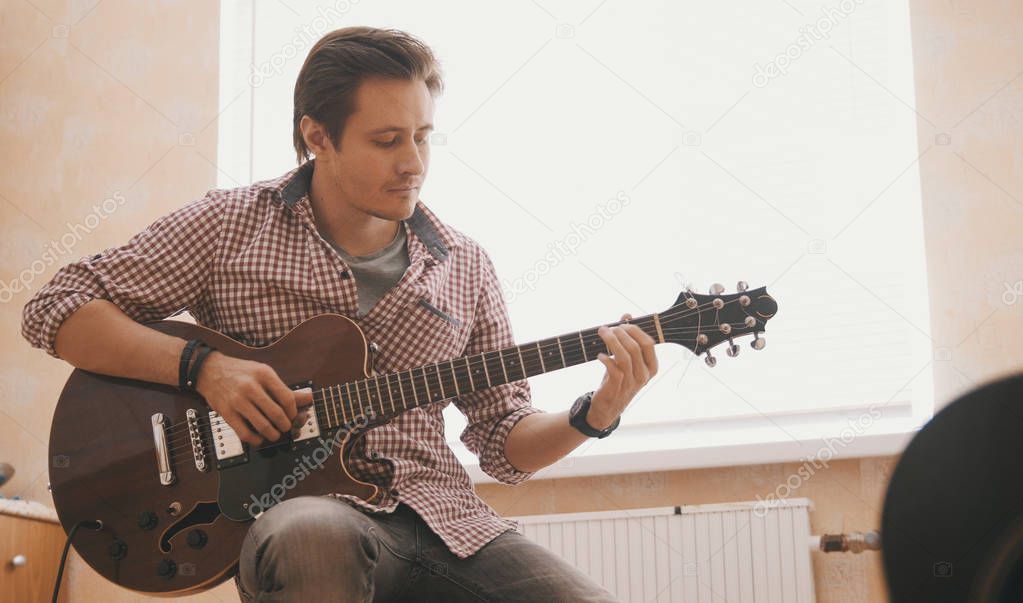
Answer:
[
  {"left": 160, "top": 296, "right": 763, "bottom": 452},
  {"left": 162, "top": 311, "right": 763, "bottom": 456},
  {"left": 161, "top": 298, "right": 765, "bottom": 455}
]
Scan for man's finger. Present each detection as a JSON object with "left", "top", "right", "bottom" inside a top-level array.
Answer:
[
  {"left": 243, "top": 402, "right": 280, "bottom": 442},
  {"left": 262, "top": 368, "right": 298, "bottom": 421},
  {"left": 249, "top": 387, "right": 291, "bottom": 435},
  {"left": 293, "top": 386, "right": 315, "bottom": 408},
  {"left": 224, "top": 409, "right": 261, "bottom": 446}
]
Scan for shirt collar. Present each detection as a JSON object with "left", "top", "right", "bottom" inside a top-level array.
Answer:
[{"left": 262, "top": 159, "right": 463, "bottom": 253}]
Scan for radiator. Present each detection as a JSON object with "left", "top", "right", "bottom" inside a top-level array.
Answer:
[{"left": 508, "top": 498, "right": 816, "bottom": 603}]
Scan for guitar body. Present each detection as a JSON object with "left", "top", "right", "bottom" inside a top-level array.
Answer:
[{"left": 48, "top": 314, "right": 381, "bottom": 596}]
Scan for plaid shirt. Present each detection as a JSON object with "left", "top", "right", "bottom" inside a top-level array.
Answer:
[{"left": 22, "top": 160, "right": 545, "bottom": 558}]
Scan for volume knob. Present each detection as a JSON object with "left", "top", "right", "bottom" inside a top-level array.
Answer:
[
  {"left": 108, "top": 539, "right": 128, "bottom": 560},
  {"left": 187, "top": 529, "right": 208, "bottom": 549},
  {"left": 156, "top": 559, "right": 177, "bottom": 579},
  {"left": 137, "top": 511, "right": 158, "bottom": 531}
]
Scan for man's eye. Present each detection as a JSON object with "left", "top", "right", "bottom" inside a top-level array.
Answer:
[{"left": 375, "top": 139, "right": 397, "bottom": 147}]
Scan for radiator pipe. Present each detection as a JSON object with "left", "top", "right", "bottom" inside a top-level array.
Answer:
[{"left": 811, "top": 530, "right": 881, "bottom": 553}]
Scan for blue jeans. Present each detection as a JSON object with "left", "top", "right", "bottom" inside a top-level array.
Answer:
[{"left": 235, "top": 495, "right": 618, "bottom": 602}]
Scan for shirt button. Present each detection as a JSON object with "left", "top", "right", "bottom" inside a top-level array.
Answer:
[
  {"left": 390, "top": 488, "right": 400, "bottom": 498},
  {"left": 370, "top": 450, "right": 380, "bottom": 460},
  {"left": 340, "top": 270, "right": 350, "bottom": 279}
]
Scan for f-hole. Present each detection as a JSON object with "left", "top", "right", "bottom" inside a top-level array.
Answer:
[{"left": 160, "top": 501, "right": 221, "bottom": 553}]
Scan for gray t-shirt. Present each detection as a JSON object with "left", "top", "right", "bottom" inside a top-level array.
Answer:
[{"left": 323, "top": 221, "right": 410, "bottom": 318}]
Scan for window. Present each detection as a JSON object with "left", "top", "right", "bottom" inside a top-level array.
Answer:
[{"left": 219, "top": 0, "right": 932, "bottom": 479}]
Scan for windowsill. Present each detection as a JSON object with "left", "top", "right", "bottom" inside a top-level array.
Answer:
[{"left": 454, "top": 402, "right": 922, "bottom": 484}]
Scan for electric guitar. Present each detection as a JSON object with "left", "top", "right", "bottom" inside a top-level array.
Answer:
[{"left": 47, "top": 282, "right": 777, "bottom": 595}]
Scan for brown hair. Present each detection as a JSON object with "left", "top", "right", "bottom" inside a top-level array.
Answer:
[{"left": 292, "top": 26, "right": 444, "bottom": 164}]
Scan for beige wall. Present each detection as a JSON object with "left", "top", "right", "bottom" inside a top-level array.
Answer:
[
  {"left": 0, "top": 1, "right": 1019, "bottom": 602},
  {"left": 0, "top": 0, "right": 227, "bottom": 600}
]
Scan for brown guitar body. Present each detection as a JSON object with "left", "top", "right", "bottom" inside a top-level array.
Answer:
[{"left": 48, "top": 314, "right": 381, "bottom": 596}]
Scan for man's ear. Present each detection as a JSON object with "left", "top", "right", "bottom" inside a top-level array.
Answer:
[{"left": 300, "top": 115, "right": 335, "bottom": 156}]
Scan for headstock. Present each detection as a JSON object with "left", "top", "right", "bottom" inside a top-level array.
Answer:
[{"left": 660, "top": 281, "right": 778, "bottom": 366}]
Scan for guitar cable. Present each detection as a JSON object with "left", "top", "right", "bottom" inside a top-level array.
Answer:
[{"left": 52, "top": 519, "right": 103, "bottom": 603}]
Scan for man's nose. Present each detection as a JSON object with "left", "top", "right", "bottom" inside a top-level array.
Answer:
[{"left": 397, "top": 141, "right": 425, "bottom": 175}]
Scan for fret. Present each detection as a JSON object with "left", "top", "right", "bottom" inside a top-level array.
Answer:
[
  {"left": 557, "top": 336, "right": 567, "bottom": 367},
  {"left": 326, "top": 386, "right": 339, "bottom": 427},
  {"left": 372, "top": 377, "right": 385, "bottom": 420},
  {"left": 337, "top": 384, "right": 349, "bottom": 426},
  {"left": 422, "top": 366, "right": 441, "bottom": 403},
  {"left": 520, "top": 343, "right": 542, "bottom": 378},
  {"left": 449, "top": 359, "right": 461, "bottom": 396},
  {"left": 480, "top": 353, "right": 492, "bottom": 387},
  {"left": 464, "top": 357, "right": 475, "bottom": 391},
  {"left": 516, "top": 346, "right": 527, "bottom": 380},
  {"left": 344, "top": 383, "right": 356, "bottom": 426},
  {"left": 357, "top": 379, "right": 370, "bottom": 420},
  {"left": 393, "top": 372, "right": 408, "bottom": 411},
  {"left": 331, "top": 384, "right": 343, "bottom": 423},
  {"left": 504, "top": 347, "right": 525, "bottom": 382},
  {"left": 483, "top": 351, "right": 501, "bottom": 388},
  {"left": 578, "top": 332, "right": 588, "bottom": 362},
  {"left": 323, "top": 382, "right": 335, "bottom": 425},
  {"left": 408, "top": 369, "right": 420, "bottom": 407},
  {"left": 652, "top": 313, "right": 665, "bottom": 343},
  {"left": 432, "top": 363, "right": 446, "bottom": 399},
  {"left": 382, "top": 374, "right": 392, "bottom": 415},
  {"left": 536, "top": 341, "right": 546, "bottom": 373},
  {"left": 412, "top": 367, "right": 427, "bottom": 405},
  {"left": 498, "top": 349, "right": 509, "bottom": 383},
  {"left": 314, "top": 391, "right": 329, "bottom": 429}
]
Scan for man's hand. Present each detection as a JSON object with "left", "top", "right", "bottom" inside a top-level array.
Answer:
[
  {"left": 195, "top": 352, "right": 314, "bottom": 446},
  {"left": 589, "top": 312, "right": 659, "bottom": 429}
]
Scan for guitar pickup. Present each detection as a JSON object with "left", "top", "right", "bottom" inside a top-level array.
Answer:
[
  {"left": 289, "top": 386, "right": 320, "bottom": 443},
  {"left": 210, "top": 410, "right": 246, "bottom": 463}
]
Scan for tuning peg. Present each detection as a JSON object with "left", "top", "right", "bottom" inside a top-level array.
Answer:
[
  {"left": 704, "top": 350, "right": 717, "bottom": 367},
  {"left": 709, "top": 283, "right": 725, "bottom": 295},
  {"left": 751, "top": 332, "right": 766, "bottom": 350},
  {"left": 726, "top": 338, "right": 740, "bottom": 357},
  {"left": 736, "top": 281, "right": 748, "bottom": 292}
]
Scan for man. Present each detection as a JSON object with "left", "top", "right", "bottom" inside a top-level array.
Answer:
[{"left": 22, "top": 27, "right": 657, "bottom": 602}]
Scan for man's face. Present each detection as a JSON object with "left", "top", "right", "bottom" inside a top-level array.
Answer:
[{"left": 320, "top": 77, "right": 434, "bottom": 221}]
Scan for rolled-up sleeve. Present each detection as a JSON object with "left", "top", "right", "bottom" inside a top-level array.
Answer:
[
  {"left": 21, "top": 192, "right": 224, "bottom": 358},
  {"left": 453, "top": 247, "right": 546, "bottom": 485}
]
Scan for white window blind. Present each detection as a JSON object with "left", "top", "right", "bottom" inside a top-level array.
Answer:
[{"left": 219, "top": 0, "right": 933, "bottom": 477}]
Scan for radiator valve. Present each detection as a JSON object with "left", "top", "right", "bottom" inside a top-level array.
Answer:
[{"left": 816, "top": 530, "right": 881, "bottom": 553}]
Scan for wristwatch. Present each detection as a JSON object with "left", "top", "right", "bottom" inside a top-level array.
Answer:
[{"left": 568, "top": 391, "right": 620, "bottom": 438}]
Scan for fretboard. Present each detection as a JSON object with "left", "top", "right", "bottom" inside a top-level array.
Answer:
[{"left": 310, "top": 313, "right": 663, "bottom": 431}]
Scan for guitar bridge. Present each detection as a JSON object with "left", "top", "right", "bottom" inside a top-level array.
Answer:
[{"left": 186, "top": 409, "right": 208, "bottom": 472}]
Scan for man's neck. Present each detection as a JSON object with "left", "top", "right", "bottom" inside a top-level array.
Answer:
[{"left": 308, "top": 163, "right": 401, "bottom": 257}]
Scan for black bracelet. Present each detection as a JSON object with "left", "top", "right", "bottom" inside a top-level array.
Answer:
[
  {"left": 185, "top": 345, "right": 217, "bottom": 393},
  {"left": 178, "top": 339, "right": 201, "bottom": 392}
]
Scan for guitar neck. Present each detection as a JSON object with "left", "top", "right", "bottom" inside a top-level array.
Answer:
[{"left": 311, "top": 313, "right": 664, "bottom": 429}]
